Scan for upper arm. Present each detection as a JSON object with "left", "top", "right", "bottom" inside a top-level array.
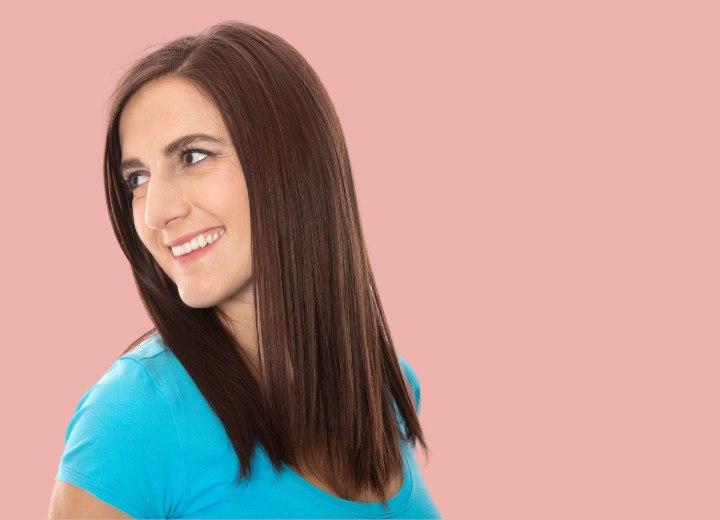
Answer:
[
  {"left": 48, "top": 480, "right": 132, "bottom": 519},
  {"left": 53, "top": 358, "right": 186, "bottom": 518}
]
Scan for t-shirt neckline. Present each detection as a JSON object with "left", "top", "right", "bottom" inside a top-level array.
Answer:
[{"left": 259, "top": 441, "right": 416, "bottom": 517}]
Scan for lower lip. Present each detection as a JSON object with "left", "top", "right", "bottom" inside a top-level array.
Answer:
[{"left": 171, "top": 232, "right": 224, "bottom": 265}]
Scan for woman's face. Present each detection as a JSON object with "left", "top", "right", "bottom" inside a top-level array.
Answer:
[{"left": 118, "top": 76, "right": 254, "bottom": 314}]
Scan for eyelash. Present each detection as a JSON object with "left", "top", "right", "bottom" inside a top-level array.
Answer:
[{"left": 122, "top": 145, "right": 214, "bottom": 190}]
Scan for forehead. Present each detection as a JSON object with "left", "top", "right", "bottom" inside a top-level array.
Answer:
[{"left": 119, "top": 77, "right": 224, "bottom": 147}]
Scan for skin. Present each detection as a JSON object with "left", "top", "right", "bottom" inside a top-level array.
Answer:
[
  {"left": 119, "top": 76, "right": 260, "bottom": 368},
  {"left": 49, "top": 76, "right": 262, "bottom": 518},
  {"left": 48, "top": 480, "right": 132, "bottom": 518},
  {"left": 116, "top": 75, "right": 402, "bottom": 502},
  {"left": 49, "top": 76, "right": 398, "bottom": 514},
  {"left": 116, "top": 76, "right": 402, "bottom": 502}
]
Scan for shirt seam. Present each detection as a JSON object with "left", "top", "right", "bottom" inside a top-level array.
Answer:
[
  {"left": 120, "top": 340, "right": 167, "bottom": 362},
  {"left": 122, "top": 357, "right": 189, "bottom": 518}
]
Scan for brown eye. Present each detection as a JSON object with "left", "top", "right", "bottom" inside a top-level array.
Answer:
[
  {"left": 181, "top": 148, "right": 211, "bottom": 166},
  {"left": 124, "top": 172, "right": 149, "bottom": 190}
]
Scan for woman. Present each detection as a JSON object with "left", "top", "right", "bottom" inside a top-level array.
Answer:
[{"left": 49, "top": 20, "right": 440, "bottom": 519}]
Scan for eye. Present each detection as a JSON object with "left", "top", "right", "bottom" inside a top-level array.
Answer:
[
  {"left": 180, "top": 147, "right": 211, "bottom": 167},
  {"left": 124, "top": 171, "right": 149, "bottom": 190},
  {"left": 121, "top": 147, "right": 214, "bottom": 192}
]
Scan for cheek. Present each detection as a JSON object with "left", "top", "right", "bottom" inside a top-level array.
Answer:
[
  {"left": 213, "top": 168, "right": 248, "bottom": 203},
  {"left": 205, "top": 178, "right": 239, "bottom": 205},
  {"left": 131, "top": 213, "right": 154, "bottom": 252},
  {"left": 130, "top": 198, "right": 143, "bottom": 227},
  {"left": 131, "top": 211, "right": 143, "bottom": 238},
  {"left": 217, "top": 180, "right": 250, "bottom": 221}
]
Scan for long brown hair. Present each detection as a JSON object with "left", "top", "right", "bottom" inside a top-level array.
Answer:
[{"left": 103, "top": 20, "right": 428, "bottom": 510}]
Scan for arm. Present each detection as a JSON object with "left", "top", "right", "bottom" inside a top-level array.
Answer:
[
  {"left": 48, "top": 481, "right": 132, "bottom": 519},
  {"left": 52, "top": 357, "right": 186, "bottom": 518}
]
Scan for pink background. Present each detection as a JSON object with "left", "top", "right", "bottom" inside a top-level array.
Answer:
[{"left": 2, "top": 1, "right": 718, "bottom": 519}]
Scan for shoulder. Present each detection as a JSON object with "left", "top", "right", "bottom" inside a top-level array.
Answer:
[
  {"left": 396, "top": 353, "right": 419, "bottom": 385},
  {"left": 121, "top": 329, "right": 169, "bottom": 363},
  {"left": 69, "top": 332, "right": 171, "bottom": 423},
  {"left": 55, "top": 331, "right": 186, "bottom": 518},
  {"left": 61, "top": 331, "right": 183, "bottom": 457},
  {"left": 396, "top": 352, "right": 422, "bottom": 413}
]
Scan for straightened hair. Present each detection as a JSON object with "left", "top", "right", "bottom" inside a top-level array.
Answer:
[{"left": 103, "top": 20, "right": 429, "bottom": 510}]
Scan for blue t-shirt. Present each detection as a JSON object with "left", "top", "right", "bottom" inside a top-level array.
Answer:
[{"left": 55, "top": 332, "right": 441, "bottom": 519}]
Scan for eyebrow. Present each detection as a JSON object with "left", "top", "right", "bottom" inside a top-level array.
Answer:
[{"left": 120, "top": 133, "right": 226, "bottom": 175}]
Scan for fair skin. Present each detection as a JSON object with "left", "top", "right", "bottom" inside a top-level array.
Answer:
[
  {"left": 48, "top": 480, "right": 132, "bottom": 518},
  {"left": 49, "top": 76, "right": 399, "bottom": 515},
  {"left": 49, "top": 76, "right": 260, "bottom": 518},
  {"left": 124, "top": 75, "right": 260, "bottom": 367},
  {"left": 117, "top": 76, "right": 261, "bottom": 369}
]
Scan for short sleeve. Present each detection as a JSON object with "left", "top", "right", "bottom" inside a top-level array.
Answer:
[
  {"left": 55, "top": 357, "right": 186, "bottom": 519},
  {"left": 397, "top": 354, "right": 422, "bottom": 414}
]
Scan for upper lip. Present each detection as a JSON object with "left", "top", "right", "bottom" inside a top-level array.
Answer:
[{"left": 164, "top": 226, "right": 225, "bottom": 248}]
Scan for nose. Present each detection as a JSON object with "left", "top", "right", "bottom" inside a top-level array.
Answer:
[{"left": 143, "top": 169, "right": 190, "bottom": 230}]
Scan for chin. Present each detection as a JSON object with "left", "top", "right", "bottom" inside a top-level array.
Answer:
[{"left": 177, "top": 289, "right": 223, "bottom": 309}]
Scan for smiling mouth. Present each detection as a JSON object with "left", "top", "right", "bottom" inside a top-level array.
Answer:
[{"left": 170, "top": 228, "right": 225, "bottom": 264}]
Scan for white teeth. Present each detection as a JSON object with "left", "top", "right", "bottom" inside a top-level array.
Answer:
[{"left": 171, "top": 229, "right": 224, "bottom": 257}]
